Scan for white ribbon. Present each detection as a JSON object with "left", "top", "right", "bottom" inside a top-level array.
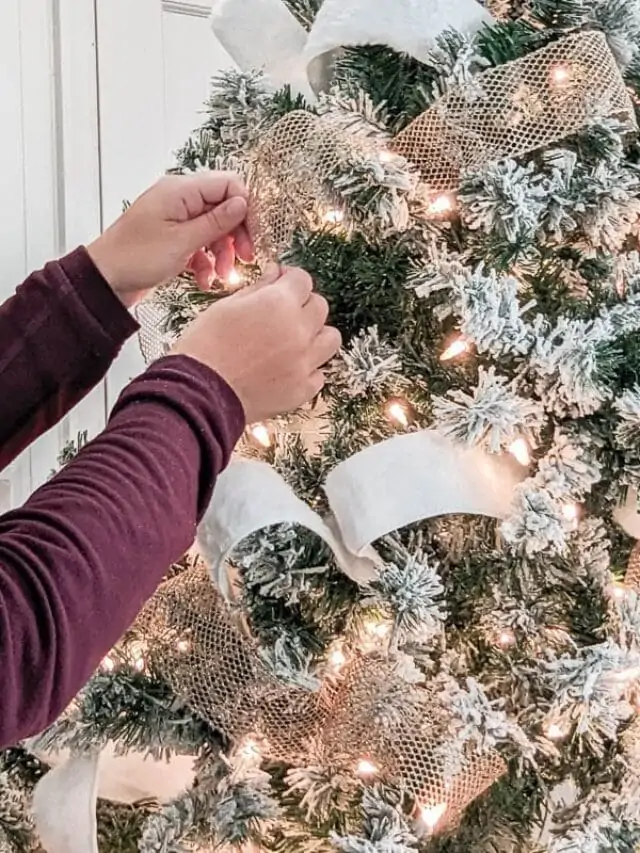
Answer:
[
  {"left": 210, "top": 0, "right": 493, "bottom": 99},
  {"left": 198, "top": 430, "right": 524, "bottom": 598},
  {"left": 32, "top": 749, "right": 196, "bottom": 853}
]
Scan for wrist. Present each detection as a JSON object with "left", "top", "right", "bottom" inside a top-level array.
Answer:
[{"left": 87, "top": 235, "right": 138, "bottom": 309}]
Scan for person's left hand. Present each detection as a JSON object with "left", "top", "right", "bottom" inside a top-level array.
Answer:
[{"left": 87, "top": 172, "right": 254, "bottom": 308}]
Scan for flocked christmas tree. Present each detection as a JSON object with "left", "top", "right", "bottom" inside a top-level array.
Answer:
[{"left": 8, "top": 0, "right": 640, "bottom": 850}]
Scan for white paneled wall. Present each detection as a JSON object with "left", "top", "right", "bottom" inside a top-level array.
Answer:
[{"left": 0, "top": 0, "right": 234, "bottom": 507}]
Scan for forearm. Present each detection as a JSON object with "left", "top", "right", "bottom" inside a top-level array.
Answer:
[
  {"left": 0, "top": 355, "right": 244, "bottom": 748},
  {"left": 0, "top": 248, "right": 138, "bottom": 471}
]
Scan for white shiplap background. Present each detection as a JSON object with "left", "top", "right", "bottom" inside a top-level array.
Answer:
[{"left": 0, "top": 0, "right": 233, "bottom": 508}]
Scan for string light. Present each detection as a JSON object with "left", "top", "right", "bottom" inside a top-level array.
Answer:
[
  {"left": 610, "top": 581, "right": 630, "bottom": 603},
  {"left": 323, "top": 209, "right": 345, "bottom": 225},
  {"left": 544, "top": 721, "right": 569, "bottom": 741},
  {"left": 101, "top": 656, "right": 115, "bottom": 673},
  {"left": 226, "top": 268, "right": 243, "bottom": 287},
  {"left": 440, "top": 336, "right": 469, "bottom": 361},
  {"left": 508, "top": 438, "right": 531, "bottom": 467},
  {"left": 356, "top": 759, "right": 379, "bottom": 777},
  {"left": 129, "top": 641, "right": 147, "bottom": 673},
  {"left": 386, "top": 400, "right": 410, "bottom": 428},
  {"left": 427, "top": 194, "right": 455, "bottom": 216},
  {"left": 562, "top": 503, "right": 580, "bottom": 529},
  {"left": 550, "top": 64, "right": 572, "bottom": 87},
  {"left": 420, "top": 802, "right": 448, "bottom": 831},
  {"left": 329, "top": 648, "right": 347, "bottom": 672},
  {"left": 249, "top": 422, "right": 272, "bottom": 449},
  {"left": 239, "top": 738, "right": 262, "bottom": 760},
  {"left": 364, "top": 618, "right": 392, "bottom": 639},
  {"left": 496, "top": 629, "right": 516, "bottom": 649},
  {"left": 177, "top": 639, "right": 191, "bottom": 653},
  {"left": 379, "top": 150, "right": 394, "bottom": 163}
]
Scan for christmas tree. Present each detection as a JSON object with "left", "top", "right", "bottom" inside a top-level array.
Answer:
[{"left": 8, "top": 0, "right": 640, "bottom": 850}]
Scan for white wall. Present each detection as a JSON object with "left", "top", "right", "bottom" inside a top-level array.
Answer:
[{"left": 0, "top": 0, "right": 234, "bottom": 507}]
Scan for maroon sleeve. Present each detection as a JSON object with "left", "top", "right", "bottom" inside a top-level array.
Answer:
[
  {"left": 0, "top": 247, "right": 138, "bottom": 471},
  {"left": 0, "top": 355, "right": 245, "bottom": 748}
]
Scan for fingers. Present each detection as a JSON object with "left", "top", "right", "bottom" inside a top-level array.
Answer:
[
  {"left": 303, "top": 293, "right": 330, "bottom": 334},
  {"left": 211, "top": 235, "right": 235, "bottom": 281},
  {"left": 310, "top": 326, "right": 342, "bottom": 368},
  {"left": 305, "top": 370, "right": 326, "bottom": 400},
  {"left": 279, "top": 267, "right": 314, "bottom": 305},
  {"left": 187, "top": 195, "right": 248, "bottom": 249},
  {"left": 188, "top": 248, "right": 216, "bottom": 289}
]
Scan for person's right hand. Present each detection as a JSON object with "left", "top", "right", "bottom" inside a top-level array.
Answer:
[{"left": 172, "top": 264, "right": 342, "bottom": 424}]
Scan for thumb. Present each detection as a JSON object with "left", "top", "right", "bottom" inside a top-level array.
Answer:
[{"left": 185, "top": 196, "right": 248, "bottom": 250}]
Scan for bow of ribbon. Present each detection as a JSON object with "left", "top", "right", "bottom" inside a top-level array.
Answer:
[{"left": 210, "top": 0, "right": 494, "bottom": 100}]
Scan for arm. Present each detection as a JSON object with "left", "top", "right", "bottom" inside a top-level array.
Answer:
[
  {"left": 0, "top": 355, "right": 244, "bottom": 748},
  {"left": 0, "top": 248, "right": 138, "bottom": 471}
]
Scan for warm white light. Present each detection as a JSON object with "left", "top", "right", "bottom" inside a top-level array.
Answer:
[
  {"left": 611, "top": 581, "right": 630, "bottom": 602},
  {"left": 440, "top": 337, "right": 469, "bottom": 362},
  {"left": 428, "top": 194, "right": 454, "bottom": 216},
  {"left": 329, "top": 648, "right": 347, "bottom": 671},
  {"left": 177, "top": 639, "right": 191, "bottom": 653},
  {"left": 323, "top": 209, "right": 345, "bottom": 225},
  {"left": 239, "top": 738, "right": 262, "bottom": 759},
  {"left": 508, "top": 438, "right": 531, "bottom": 467},
  {"left": 250, "top": 423, "right": 272, "bottom": 448},
  {"left": 379, "top": 150, "right": 394, "bottom": 163},
  {"left": 365, "top": 619, "right": 391, "bottom": 638},
  {"left": 387, "top": 401, "right": 409, "bottom": 428},
  {"left": 101, "top": 656, "right": 115, "bottom": 673},
  {"left": 544, "top": 722, "right": 568, "bottom": 741},
  {"left": 497, "top": 629, "right": 516, "bottom": 649},
  {"left": 356, "top": 759, "right": 379, "bottom": 777},
  {"left": 226, "top": 268, "right": 243, "bottom": 287},
  {"left": 562, "top": 503, "right": 580, "bottom": 530},
  {"left": 550, "top": 64, "right": 572, "bottom": 86},
  {"left": 420, "top": 802, "right": 448, "bottom": 830},
  {"left": 129, "top": 641, "right": 147, "bottom": 672}
]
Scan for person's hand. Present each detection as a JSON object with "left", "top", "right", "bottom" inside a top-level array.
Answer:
[
  {"left": 172, "top": 264, "right": 342, "bottom": 423},
  {"left": 87, "top": 172, "right": 254, "bottom": 308}
]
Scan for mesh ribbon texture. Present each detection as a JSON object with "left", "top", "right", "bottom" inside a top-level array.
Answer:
[
  {"left": 394, "top": 31, "right": 635, "bottom": 191},
  {"left": 138, "top": 571, "right": 505, "bottom": 831}
]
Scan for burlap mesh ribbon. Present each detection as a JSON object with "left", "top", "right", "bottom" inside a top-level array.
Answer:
[
  {"left": 393, "top": 31, "right": 634, "bottom": 191},
  {"left": 136, "top": 564, "right": 332, "bottom": 762},
  {"left": 243, "top": 30, "right": 634, "bottom": 260},
  {"left": 137, "top": 566, "right": 505, "bottom": 829}
]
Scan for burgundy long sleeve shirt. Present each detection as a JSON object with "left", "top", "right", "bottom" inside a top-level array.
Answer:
[{"left": 0, "top": 247, "right": 245, "bottom": 748}]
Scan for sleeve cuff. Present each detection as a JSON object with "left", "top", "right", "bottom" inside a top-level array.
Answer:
[{"left": 58, "top": 247, "right": 139, "bottom": 346}]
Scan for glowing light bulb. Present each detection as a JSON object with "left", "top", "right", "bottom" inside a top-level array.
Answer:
[
  {"left": 611, "top": 581, "right": 629, "bottom": 602},
  {"left": 226, "top": 268, "right": 243, "bottom": 287},
  {"left": 544, "top": 722, "right": 568, "bottom": 741},
  {"left": 239, "top": 738, "right": 262, "bottom": 759},
  {"left": 550, "top": 64, "right": 572, "bottom": 87},
  {"left": 365, "top": 618, "right": 391, "bottom": 638},
  {"left": 379, "top": 150, "right": 394, "bottom": 163},
  {"left": 440, "top": 337, "right": 469, "bottom": 361},
  {"left": 323, "top": 209, "right": 345, "bottom": 225},
  {"left": 508, "top": 438, "right": 531, "bottom": 467},
  {"left": 129, "top": 641, "right": 147, "bottom": 672},
  {"left": 427, "top": 194, "right": 454, "bottom": 216},
  {"left": 101, "top": 656, "right": 115, "bottom": 673},
  {"left": 387, "top": 401, "right": 409, "bottom": 428},
  {"left": 420, "top": 802, "right": 448, "bottom": 831},
  {"left": 497, "top": 629, "right": 516, "bottom": 649},
  {"left": 329, "top": 648, "right": 347, "bottom": 671},
  {"left": 177, "top": 639, "right": 191, "bottom": 653},
  {"left": 356, "top": 759, "right": 378, "bottom": 777},
  {"left": 249, "top": 423, "right": 272, "bottom": 448},
  {"left": 562, "top": 503, "right": 580, "bottom": 529}
]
